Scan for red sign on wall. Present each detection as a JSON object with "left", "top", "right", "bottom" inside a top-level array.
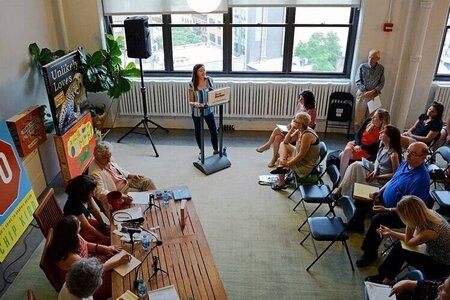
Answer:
[{"left": 0, "top": 140, "right": 21, "bottom": 215}]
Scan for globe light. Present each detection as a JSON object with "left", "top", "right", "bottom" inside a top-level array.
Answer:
[{"left": 186, "top": 0, "right": 222, "bottom": 13}]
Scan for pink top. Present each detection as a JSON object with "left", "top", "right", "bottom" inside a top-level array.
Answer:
[
  {"left": 294, "top": 103, "right": 317, "bottom": 128},
  {"left": 104, "top": 163, "right": 127, "bottom": 191}
]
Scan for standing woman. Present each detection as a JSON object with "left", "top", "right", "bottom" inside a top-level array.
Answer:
[
  {"left": 256, "top": 90, "right": 316, "bottom": 167},
  {"left": 188, "top": 64, "right": 219, "bottom": 159}
]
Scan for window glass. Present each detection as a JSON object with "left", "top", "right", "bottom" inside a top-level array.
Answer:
[
  {"left": 232, "top": 7, "right": 286, "bottom": 24},
  {"left": 171, "top": 14, "right": 223, "bottom": 24},
  {"left": 112, "top": 15, "right": 162, "bottom": 24},
  {"left": 172, "top": 27, "right": 223, "bottom": 71},
  {"left": 437, "top": 28, "right": 450, "bottom": 75},
  {"left": 292, "top": 27, "right": 349, "bottom": 72}
]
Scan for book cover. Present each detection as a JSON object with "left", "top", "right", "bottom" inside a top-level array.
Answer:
[
  {"left": 6, "top": 105, "right": 47, "bottom": 157},
  {"left": 53, "top": 113, "right": 96, "bottom": 186},
  {"left": 41, "top": 50, "right": 89, "bottom": 135},
  {"left": 0, "top": 121, "right": 38, "bottom": 262}
]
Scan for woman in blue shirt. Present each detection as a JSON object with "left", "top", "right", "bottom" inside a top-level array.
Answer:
[{"left": 188, "top": 64, "right": 219, "bottom": 159}]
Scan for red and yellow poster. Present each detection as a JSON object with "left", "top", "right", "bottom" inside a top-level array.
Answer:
[
  {"left": 0, "top": 121, "right": 38, "bottom": 262},
  {"left": 54, "top": 113, "right": 96, "bottom": 186}
]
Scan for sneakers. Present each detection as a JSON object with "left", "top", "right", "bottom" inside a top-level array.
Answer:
[{"left": 356, "top": 252, "right": 378, "bottom": 267}]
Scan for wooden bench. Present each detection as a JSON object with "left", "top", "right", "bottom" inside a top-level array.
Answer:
[{"left": 111, "top": 197, "right": 227, "bottom": 300}]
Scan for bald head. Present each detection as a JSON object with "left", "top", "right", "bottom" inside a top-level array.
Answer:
[{"left": 406, "top": 142, "right": 428, "bottom": 168}]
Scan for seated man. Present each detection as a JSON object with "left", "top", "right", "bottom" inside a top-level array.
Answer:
[
  {"left": 58, "top": 257, "right": 103, "bottom": 300},
  {"left": 89, "top": 141, "right": 156, "bottom": 216},
  {"left": 353, "top": 142, "right": 431, "bottom": 267}
]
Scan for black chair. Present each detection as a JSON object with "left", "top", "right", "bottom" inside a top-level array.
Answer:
[
  {"left": 288, "top": 141, "right": 328, "bottom": 200},
  {"left": 324, "top": 92, "right": 354, "bottom": 138},
  {"left": 427, "top": 146, "right": 450, "bottom": 188},
  {"left": 295, "top": 164, "right": 340, "bottom": 231},
  {"left": 431, "top": 186, "right": 450, "bottom": 212},
  {"left": 300, "top": 196, "right": 356, "bottom": 272}
]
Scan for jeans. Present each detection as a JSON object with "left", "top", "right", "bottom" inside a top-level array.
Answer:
[{"left": 192, "top": 112, "right": 218, "bottom": 151}]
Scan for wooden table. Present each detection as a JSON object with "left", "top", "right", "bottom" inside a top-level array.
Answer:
[{"left": 111, "top": 195, "right": 227, "bottom": 300}]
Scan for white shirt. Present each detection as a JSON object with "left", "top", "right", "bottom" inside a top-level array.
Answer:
[{"left": 58, "top": 283, "right": 94, "bottom": 300}]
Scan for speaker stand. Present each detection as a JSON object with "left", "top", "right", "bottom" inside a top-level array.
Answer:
[{"left": 117, "top": 58, "right": 169, "bottom": 157}]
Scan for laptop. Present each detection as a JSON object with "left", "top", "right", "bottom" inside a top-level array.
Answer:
[
  {"left": 207, "top": 87, "right": 231, "bottom": 107},
  {"left": 361, "top": 157, "right": 375, "bottom": 172},
  {"left": 172, "top": 186, "right": 191, "bottom": 201}
]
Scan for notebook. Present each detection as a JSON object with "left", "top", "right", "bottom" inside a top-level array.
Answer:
[
  {"left": 172, "top": 186, "right": 191, "bottom": 201},
  {"left": 207, "top": 87, "right": 230, "bottom": 106}
]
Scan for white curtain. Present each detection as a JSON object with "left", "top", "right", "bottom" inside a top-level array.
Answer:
[
  {"left": 103, "top": 0, "right": 228, "bottom": 15},
  {"left": 103, "top": 0, "right": 360, "bottom": 15}
]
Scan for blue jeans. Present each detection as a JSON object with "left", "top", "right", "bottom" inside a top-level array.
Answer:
[{"left": 192, "top": 112, "right": 218, "bottom": 151}]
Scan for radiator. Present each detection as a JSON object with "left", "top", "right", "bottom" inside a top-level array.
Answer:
[
  {"left": 434, "top": 85, "right": 450, "bottom": 117},
  {"left": 119, "top": 80, "right": 351, "bottom": 120}
]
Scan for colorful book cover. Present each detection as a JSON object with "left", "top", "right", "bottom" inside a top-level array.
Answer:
[
  {"left": 42, "top": 49, "right": 89, "bottom": 135},
  {"left": 0, "top": 121, "right": 38, "bottom": 262},
  {"left": 53, "top": 113, "right": 96, "bottom": 186}
]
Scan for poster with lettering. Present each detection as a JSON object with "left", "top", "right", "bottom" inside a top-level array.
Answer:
[
  {"left": 41, "top": 49, "right": 88, "bottom": 135},
  {"left": 0, "top": 121, "right": 38, "bottom": 262}
]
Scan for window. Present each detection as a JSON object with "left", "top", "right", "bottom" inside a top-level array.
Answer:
[
  {"left": 436, "top": 11, "right": 450, "bottom": 79},
  {"left": 106, "top": 6, "right": 358, "bottom": 77}
]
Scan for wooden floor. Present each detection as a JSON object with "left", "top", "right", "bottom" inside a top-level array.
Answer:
[{"left": 111, "top": 194, "right": 227, "bottom": 300}]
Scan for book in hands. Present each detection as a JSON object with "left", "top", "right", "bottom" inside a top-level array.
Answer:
[
  {"left": 276, "top": 124, "right": 289, "bottom": 133},
  {"left": 362, "top": 157, "right": 375, "bottom": 172}
]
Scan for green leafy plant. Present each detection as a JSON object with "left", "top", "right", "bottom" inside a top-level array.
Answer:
[{"left": 28, "top": 34, "right": 141, "bottom": 99}]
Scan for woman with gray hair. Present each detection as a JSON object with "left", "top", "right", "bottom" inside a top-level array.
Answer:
[
  {"left": 88, "top": 141, "right": 156, "bottom": 216},
  {"left": 58, "top": 257, "right": 103, "bottom": 300}
]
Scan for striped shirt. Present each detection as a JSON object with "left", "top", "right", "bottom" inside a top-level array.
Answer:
[
  {"left": 189, "top": 77, "right": 214, "bottom": 117},
  {"left": 355, "top": 62, "right": 385, "bottom": 93}
]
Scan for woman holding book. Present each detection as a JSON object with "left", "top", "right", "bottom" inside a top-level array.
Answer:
[
  {"left": 256, "top": 90, "right": 316, "bottom": 167},
  {"left": 336, "top": 124, "right": 402, "bottom": 197},
  {"left": 366, "top": 195, "right": 450, "bottom": 285},
  {"left": 47, "top": 216, "right": 130, "bottom": 300},
  {"left": 269, "top": 112, "right": 319, "bottom": 190},
  {"left": 339, "top": 108, "right": 390, "bottom": 178}
]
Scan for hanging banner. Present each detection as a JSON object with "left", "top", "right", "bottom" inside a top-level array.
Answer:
[{"left": 0, "top": 121, "right": 38, "bottom": 262}]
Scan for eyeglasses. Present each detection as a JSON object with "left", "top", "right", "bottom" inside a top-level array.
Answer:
[{"left": 406, "top": 149, "right": 426, "bottom": 158}]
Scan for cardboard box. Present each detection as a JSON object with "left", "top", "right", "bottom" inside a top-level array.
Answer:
[
  {"left": 7, "top": 105, "right": 47, "bottom": 157},
  {"left": 54, "top": 113, "right": 96, "bottom": 186}
]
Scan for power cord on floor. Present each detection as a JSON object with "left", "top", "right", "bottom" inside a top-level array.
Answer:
[{"left": 0, "top": 220, "right": 39, "bottom": 295}]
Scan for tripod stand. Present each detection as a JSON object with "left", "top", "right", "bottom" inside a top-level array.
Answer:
[
  {"left": 143, "top": 193, "right": 160, "bottom": 214},
  {"left": 117, "top": 58, "right": 169, "bottom": 157},
  {"left": 148, "top": 255, "right": 168, "bottom": 281}
]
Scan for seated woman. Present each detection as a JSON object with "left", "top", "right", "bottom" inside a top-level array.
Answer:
[
  {"left": 47, "top": 216, "right": 130, "bottom": 300},
  {"left": 58, "top": 257, "right": 103, "bottom": 300},
  {"left": 339, "top": 108, "right": 390, "bottom": 179},
  {"left": 436, "top": 111, "right": 450, "bottom": 149},
  {"left": 366, "top": 195, "right": 450, "bottom": 285},
  {"left": 336, "top": 125, "right": 402, "bottom": 197},
  {"left": 256, "top": 90, "right": 317, "bottom": 167},
  {"left": 269, "top": 112, "right": 320, "bottom": 190},
  {"left": 390, "top": 274, "right": 450, "bottom": 300},
  {"left": 401, "top": 101, "right": 444, "bottom": 149},
  {"left": 64, "top": 175, "right": 110, "bottom": 245}
]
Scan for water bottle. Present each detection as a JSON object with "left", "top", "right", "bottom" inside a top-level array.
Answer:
[
  {"left": 163, "top": 191, "right": 169, "bottom": 205},
  {"left": 141, "top": 234, "right": 150, "bottom": 252},
  {"left": 137, "top": 280, "right": 147, "bottom": 299}
]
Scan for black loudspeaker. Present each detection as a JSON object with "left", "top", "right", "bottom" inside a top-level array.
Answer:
[{"left": 124, "top": 16, "right": 152, "bottom": 59}]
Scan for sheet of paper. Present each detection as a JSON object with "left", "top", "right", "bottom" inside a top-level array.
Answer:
[
  {"left": 106, "top": 250, "right": 141, "bottom": 277},
  {"left": 400, "top": 240, "right": 428, "bottom": 255},
  {"left": 149, "top": 285, "right": 180, "bottom": 300},
  {"left": 353, "top": 183, "right": 379, "bottom": 201},
  {"left": 113, "top": 206, "right": 143, "bottom": 225},
  {"left": 367, "top": 95, "right": 382, "bottom": 114},
  {"left": 127, "top": 191, "right": 151, "bottom": 205},
  {"left": 364, "top": 281, "right": 392, "bottom": 300},
  {"left": 276, "top": 124, "right": 289, "bottom": 133}
]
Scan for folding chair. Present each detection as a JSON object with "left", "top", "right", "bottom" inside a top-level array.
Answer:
[
  {"left": 427, "top": 146, "right": 450, "bottom": 189},
  {"left": 295, "top": 164, "right": 341, "bottom": 231},
  {"left": 431, "top": 186, "right": 450, "bottom": 213},
  {"left": 300, "top": 196, "right": 356, "bottom": 272},
  {"left": 324, "top": 92, "right": 354, "bottom": 138},
  {"left": 33, "top": 188, "right": 64, "bottom": 238},
  {"left": 288, "top": 141, "right": 328, "bottom": 199},
  {"left": 40, "top": 228, "right": 64, "bottom": 292}
]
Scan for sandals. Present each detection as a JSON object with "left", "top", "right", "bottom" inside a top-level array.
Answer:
[
  {"left": 271, "top": 183, "right": 287, "bottom": 191},
  {"left": 256, "top": 145, "right": 270, "bottom": 153},
  {"left": 270, "top": 166, "right": 289, "bottom": 174}
]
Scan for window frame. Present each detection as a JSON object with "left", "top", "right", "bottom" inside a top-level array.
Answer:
[
  {"left": 435, "top": 9, "right": 450, "bottom": 81},
  {"left": 104, "top": 6, "right": 359, "bottom": 78}
]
